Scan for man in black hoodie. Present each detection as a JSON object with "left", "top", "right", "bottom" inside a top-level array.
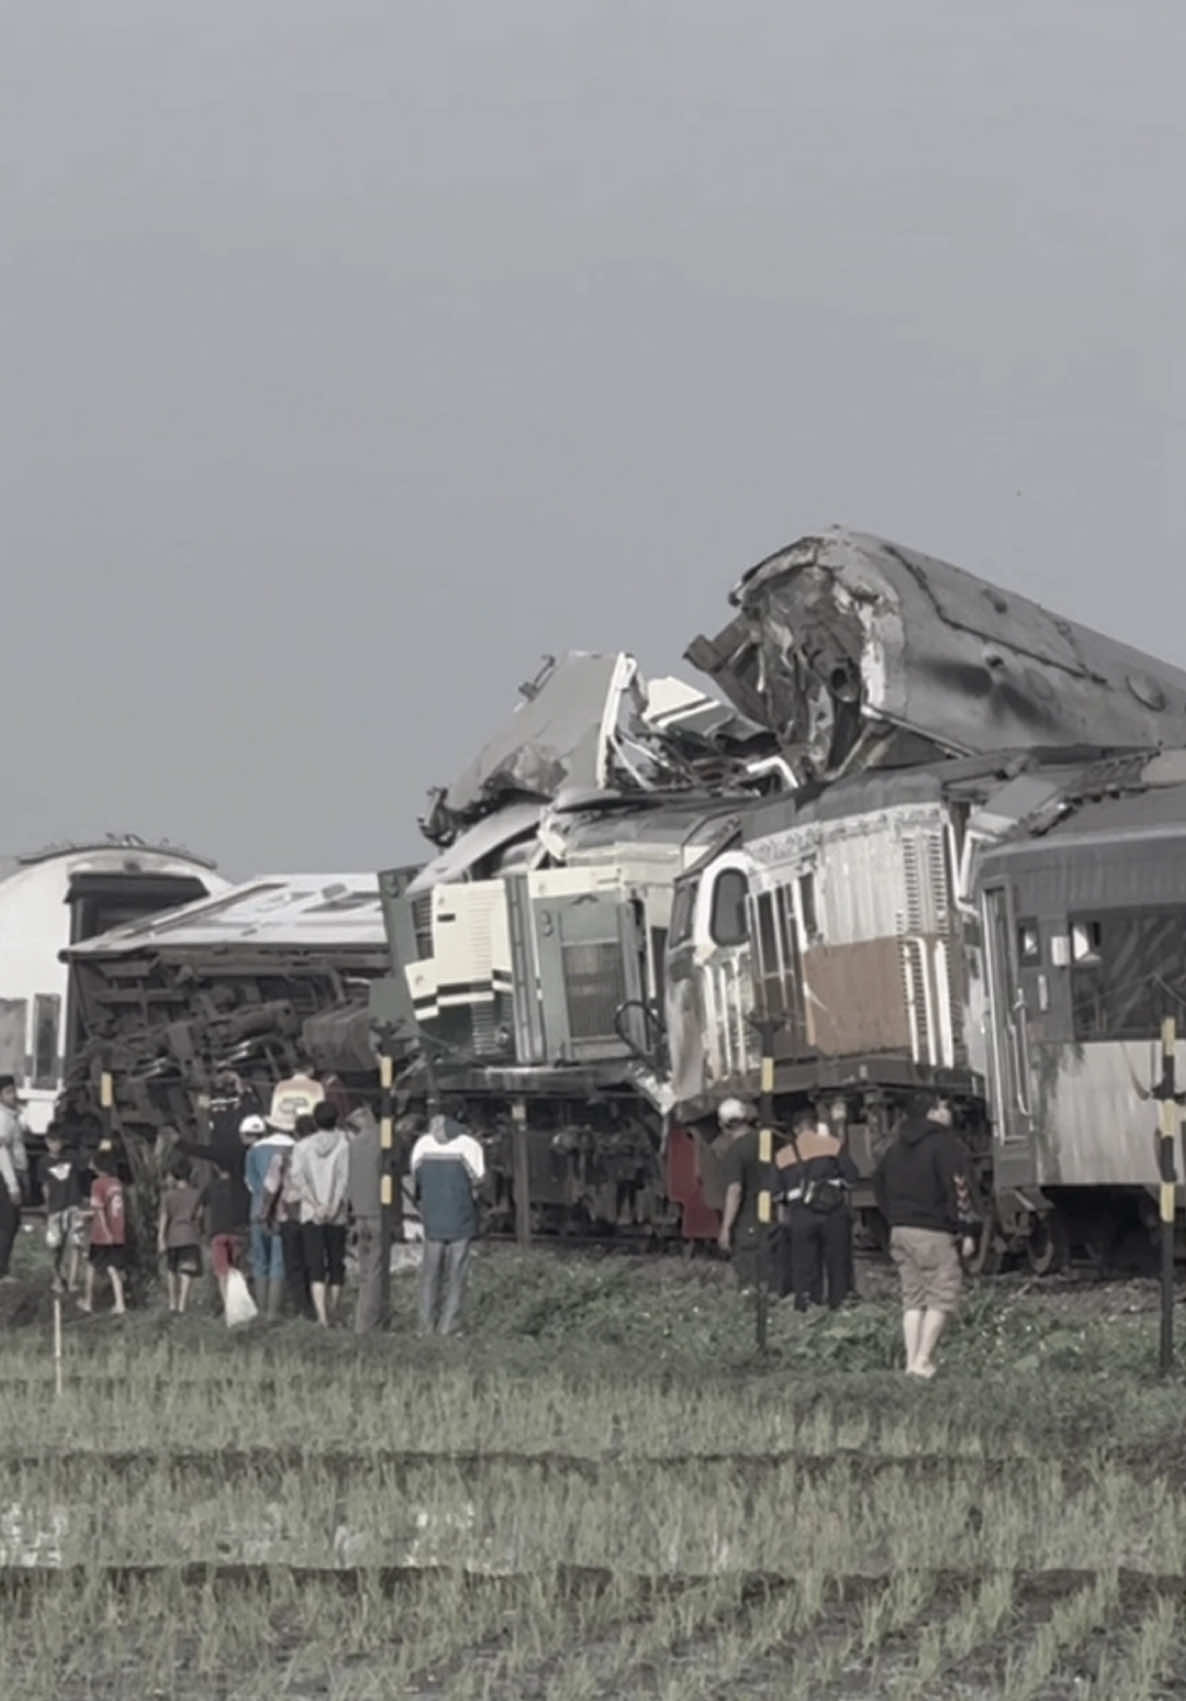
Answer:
[{"left": 873, "top": 1095, "right": 979, "bottom": 1379}]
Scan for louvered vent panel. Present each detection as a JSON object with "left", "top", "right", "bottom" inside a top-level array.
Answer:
[
  {"left": 471, "top": 1003, "right": 501, "bottom": 1057},
  {"left": 901, "top": 838, "right": 923, "bottom": 934}
]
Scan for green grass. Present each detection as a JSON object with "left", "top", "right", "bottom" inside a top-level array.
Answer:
[{"left": 3, "top": 1241, "right": 1186, "bottom": 1696}]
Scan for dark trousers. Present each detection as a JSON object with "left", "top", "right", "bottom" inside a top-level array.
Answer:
[
  {"left": 280, "top": 1219, "right": 313, "bottom": 1317},
  {"left": 0, "top": 1191, "right": 20, "bottom": 1276},
  {"left": 789, "top": 1204, "right": 853, "bottom": 1311}
]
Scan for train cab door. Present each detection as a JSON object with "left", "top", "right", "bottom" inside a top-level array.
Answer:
[{"left": 981, "top": 882, "right": 1033, "bottom": 1172}]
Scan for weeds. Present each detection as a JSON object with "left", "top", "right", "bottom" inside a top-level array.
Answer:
[{"left": 2, "top": 1248, "right": 1185, "bottom": 1696}]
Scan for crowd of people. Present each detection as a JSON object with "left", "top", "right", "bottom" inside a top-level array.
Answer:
[
  {"left": 715, "top": 1089, "right": 980, "bottom": 1378},
  {"left": 5, "top": 1060, "right": 980, "bottom": 1372},
  {"left": 5, "top": 1065, "right": 488, "bottom": 1338}
]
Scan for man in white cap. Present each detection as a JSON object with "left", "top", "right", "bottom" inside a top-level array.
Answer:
[
  {"left": 244, "top": 1113, "right": 294, "bottom": 1318},
  {"left": 715, "top": 1098, "right": 763, "bottom": 1290}
]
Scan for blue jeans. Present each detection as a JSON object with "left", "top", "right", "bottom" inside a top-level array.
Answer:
[
  {"left": 419, "top": 1237, "right": 472, "bottom": 1335},
  {"left": 250, "top": 1223, "right": 284, "bottom": 1285}
]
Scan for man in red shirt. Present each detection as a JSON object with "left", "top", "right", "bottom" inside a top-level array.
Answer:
[{"left": 80, "top": 1146, "right": 127, "bottom": 1316}]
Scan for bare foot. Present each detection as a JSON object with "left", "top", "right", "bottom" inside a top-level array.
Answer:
[
  {"left": 76, "top": 1301, "right": 92, "bottom": 1314},
  {"left": 907, "top": 1361, "right": 937, "bottom": 1380}
]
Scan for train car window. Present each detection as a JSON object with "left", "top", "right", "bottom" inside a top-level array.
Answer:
[
  {"left": 1071, "top": 921, "right": 1102, "bottom": 964},
  {"left": 798, "top": 871, "right": 820, "bottom": 942},
  {"left": 753, "top": 892, "right": 781, "bottom": 1015},
  {"left": 669, "top": 882, "right": 696, "bottom": 948},
  {"left": 0, "top": 1000, "right": 27, "bottom": 1081},
  {"left": 1017, "top": 921, "right": 1041, "bottom": 965},
  {"left": 32, "top": 994, "right": 61, "bottom": 1090},
  {"left": 1070, "top": 909, "right": 1186, "bottom": 1041},
  {"left": 709, "top": 870, "right": 749, "bottom": 946}
]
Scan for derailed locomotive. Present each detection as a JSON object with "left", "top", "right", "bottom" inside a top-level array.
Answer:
[
  {"left": 670, "top": 748, "right": 1186, "bottom": 1268},
  {"left": 372, "top": 530, "right": 1186, "bottom": 1262}
]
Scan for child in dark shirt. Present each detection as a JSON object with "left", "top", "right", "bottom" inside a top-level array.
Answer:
[
  {"left": 43, "top": 1124, "right": 83, "bottom": 1295},
  {"left": 157, "top": 1157, "right": 203, "bottom": 1314}
]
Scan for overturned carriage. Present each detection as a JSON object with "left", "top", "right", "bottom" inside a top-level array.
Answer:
[{"left": 62, "top": 875, "right": 398, "bottom": 1141}]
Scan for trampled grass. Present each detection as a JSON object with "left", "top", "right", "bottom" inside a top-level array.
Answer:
[{"left": 2, "top": 1244, "right": 1186, "bottom": 1695}]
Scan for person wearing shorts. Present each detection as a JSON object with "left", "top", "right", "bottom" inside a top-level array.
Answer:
[
  {"left": 158, "top": 1157, "right": 203, "bottom": 1314},
  {"left": 873, "top": 1094, "right": 978, "bottom": 1379},
  {"left": 302, "top": 1219, "right": 347, "bottom": 1291},
  {"left": 289, "top": 1102, "right": 350, "bottom": 1327},
  {"left": 80, "top": 1147, "right": 126, "bottom": 1316}
]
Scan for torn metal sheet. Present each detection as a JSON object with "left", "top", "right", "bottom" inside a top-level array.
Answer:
[
  {"left": 688, "top": 529, "right": 1186, "bottom": 782},
  {"left": 419, "top": 652, "right": 780, "bottom": 847}
]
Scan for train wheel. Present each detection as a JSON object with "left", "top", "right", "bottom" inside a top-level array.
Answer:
[{"left": 1026, "top": 1212, "right": 1069, "bottom": 1277}]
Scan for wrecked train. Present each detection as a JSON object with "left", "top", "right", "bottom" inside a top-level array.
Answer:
[
  {"left": 371, "top": 531, "right": 1186, "bottom": 1260},
  {"left": 61, "top": 874, "right": 398, "bottom": 1140},
  {"left": 59, "top": 529, "right": 1186, "bottom": 1266},
  {"left": 671, "top": 746, "right": 1186, "bottom": 1270}
]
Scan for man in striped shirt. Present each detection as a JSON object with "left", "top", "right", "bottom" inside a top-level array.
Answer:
[{"left": 410, "top": 1102, "right": 485, "bottom": 1335}]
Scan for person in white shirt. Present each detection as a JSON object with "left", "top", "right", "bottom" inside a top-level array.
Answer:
[{"left": 410, "top": 1104, "right": 485, "bottom": 1335}]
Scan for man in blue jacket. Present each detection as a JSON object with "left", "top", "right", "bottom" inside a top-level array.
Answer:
[{"left": 410, "top": 1100, "right": 485, "bottom": 1335}]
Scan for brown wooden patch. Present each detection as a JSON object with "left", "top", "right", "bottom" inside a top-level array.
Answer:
[{"left": 801, "top": 938, "right": 913, "bottom": 1055}]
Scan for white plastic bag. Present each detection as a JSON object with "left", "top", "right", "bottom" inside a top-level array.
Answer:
[{"left": 224, "top": 1268, "right": 258, "bottom": 1328}]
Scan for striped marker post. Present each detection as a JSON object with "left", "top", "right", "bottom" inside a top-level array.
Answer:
[
  {"left": 511, "top": 1099, "right": 531, "bottom": 1248},
  {"left": 378, "top": 1035, "right": 395, "bottom": 1327},
  {"left": 755, "top": 1025, "right": 776, "bottom": 1356},
  {"left": 1159, "top": 1017, "right": 1176, "bottom": 1378}
]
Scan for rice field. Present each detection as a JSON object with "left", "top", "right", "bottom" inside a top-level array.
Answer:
[{"left": 1, "top": 1244, "right": 1185, "bottom": 1697}]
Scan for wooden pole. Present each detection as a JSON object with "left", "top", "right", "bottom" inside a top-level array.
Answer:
[
  {"left": 511, "top": 1098, "right": 531, "bottom": 1248},
  {"left": 1159, "top": 1017, "right": 1176, "bottom": 1378},
  {"left": 53, "top": 1294, "right": 63, "bottom": 1399}
]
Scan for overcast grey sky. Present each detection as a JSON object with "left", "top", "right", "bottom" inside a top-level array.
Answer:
[{"left": 3, "top": 2, "right": 1181, "bottom": 876}]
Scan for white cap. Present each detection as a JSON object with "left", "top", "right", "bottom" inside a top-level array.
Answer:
[
  {"left": 239, "top": 1113, "right": 267, "bottom": 1137},
  {"left": 717, "top": 1097, "right": 756, "bottom": 1129}
]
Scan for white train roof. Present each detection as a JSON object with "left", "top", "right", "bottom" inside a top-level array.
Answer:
[
  {"left": 64, "top": 873, "right": 385, "bottom": 957},
  {"left": 0, "top": 833, "right": 217, "bottom": 877}
]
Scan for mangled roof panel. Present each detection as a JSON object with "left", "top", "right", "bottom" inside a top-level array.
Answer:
[
  {"left": 420, "top": 651, "right": 783, "bottom": 847},
  {"left": 687, "top": 528, "right": 1186, "bottom": 783}
]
